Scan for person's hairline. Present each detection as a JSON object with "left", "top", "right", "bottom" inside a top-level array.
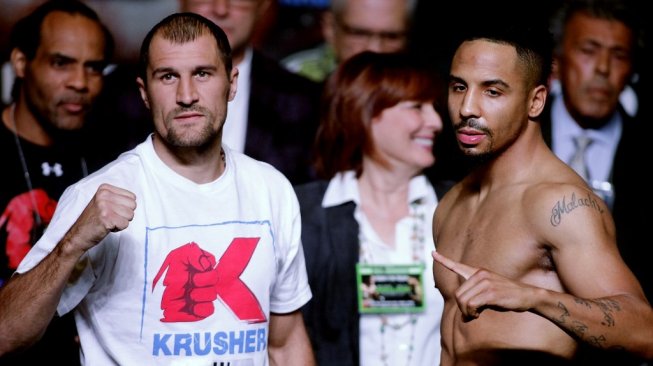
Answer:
[
  {"left": 456, "top": 37, "right": 547, "bottom": 90},
  {"left": 15, "top": 9, "right": 113, "bottom": 61},
  {"left": 550, "top": 2, "right": 642, "bottom": 57},
  {"left": 138, "top": 13, "right": 233, "bottom": 86},
  {"left": 144, "top": 29, "right": 219, "bottom": 77},
  {"left": 40, "top": 11, "right": 108, "bottom": 50}
]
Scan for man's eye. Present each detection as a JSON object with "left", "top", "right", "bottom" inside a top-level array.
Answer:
[
  {"left": 613, "top": 51, "right": 630, "bottom": 62},
  {"left": 451, "top": 84, "right": 465, "bottom": 92},
  {"left": 580, "top": 46, "right": 597, "bottom": 55},
  {"left": 52, "top": 58, "right": 70, "bottom": 68},
  {"left": 88, "top": 64, "right": 106, "bottom": 75}
]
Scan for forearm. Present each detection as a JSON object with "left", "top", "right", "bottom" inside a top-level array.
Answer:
[
  {"left": 0, "top": 237, "right": 84, "bottom": 355},
  {"left": 536, "top": 289, "right": 653, "bottom": 359},
  {"left": 0, "top": 183, "right": 135, "bottom": 356}
]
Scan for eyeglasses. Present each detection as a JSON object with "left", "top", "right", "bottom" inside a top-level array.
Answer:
[{"left": 336, "top": 20, "right": 407, "bottom": 46}]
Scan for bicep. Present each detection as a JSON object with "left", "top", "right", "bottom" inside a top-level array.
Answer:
[
  {"left": 533, "top": 188, "right": 645, "bottom": 299},
  {"left": 269, "top": 310, "right": 306, "bottom": 346},
  {"left": 268, "top": 310, "right": 314, "bottom": 366}
]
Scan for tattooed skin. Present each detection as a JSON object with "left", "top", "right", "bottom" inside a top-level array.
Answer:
[
  {"left": 555, "top": 302, "right": 570, "bottom": 324},
  {"left": 574, "top": 298, "right": 592, "bottom": 309},
  {"left": 571, "top": 320, "right": 588, "bottom": 337},
  {"left": 550, "top": 192, "right": 605, "bottom": 226},
  {"left": 587, "top": 334, "right": 608, "bottom": 348},
  {"left": 554, "top": 298, "right": 624, "bottom": 350},
  {"left": 594, "top": 298, "right": 621, "bottom": 327}
]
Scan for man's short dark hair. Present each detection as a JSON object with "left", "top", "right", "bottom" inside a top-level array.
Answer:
[
  {"left": 9, "top": 0, "right": 114, "bottom": 61},
  {"left": 138, "top": 12, "right": 233, "bottom": 84},
  {"left": 449, "top": 7, "right": 554, "bottom": 89}
]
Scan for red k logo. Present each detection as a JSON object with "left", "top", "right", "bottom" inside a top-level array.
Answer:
[{"left": 152, "top": 238, "right": 265, "bottom": 324}]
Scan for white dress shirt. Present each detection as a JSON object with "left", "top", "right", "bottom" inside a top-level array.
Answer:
[
  {"left": 222, "top": 47, "right": 253, "bottom": 153},
  {"left": 551, "top": 92, "right": 622, "bottom": 183}
]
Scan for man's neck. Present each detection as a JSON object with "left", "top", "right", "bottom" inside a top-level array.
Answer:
[
  {"left": 152, "top": 134, "right": 226, "bottom": 184},
  {"left": 2, "top": 102, "right": 53, "bottom": 146},
  {"left": 471, "top": 121, "right": 547, "bottom": 189}
]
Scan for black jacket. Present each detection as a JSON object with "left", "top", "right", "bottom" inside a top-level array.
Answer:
[{"left": 244, "top": 50, "right": 322, "bottom": 185}]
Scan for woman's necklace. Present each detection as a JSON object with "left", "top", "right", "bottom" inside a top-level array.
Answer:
[
  {"left": 9, "top": 104, "right": 88, "bottom": 226},
  {"left": 359, "top": 199, "right": 426, "bottom": 366},
  {"left": 380, "top": 314, "right": 418, "bottom": 366},
  {"left": 359, "top": 199, "right": 425, "bottom": 264}
]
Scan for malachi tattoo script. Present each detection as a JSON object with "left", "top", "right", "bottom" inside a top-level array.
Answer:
[{"left": 550, "top": 192, "right": 605, "bottom": 226}]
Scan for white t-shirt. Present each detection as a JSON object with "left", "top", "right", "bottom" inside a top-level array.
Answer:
[{"left": 17, "top": 136, "right": 312, "bottom": 366}]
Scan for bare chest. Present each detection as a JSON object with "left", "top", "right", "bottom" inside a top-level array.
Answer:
[
  {"left": 434, "top": 194, "right": 573, "bottom": 361},
  {"left": 434, "top": 195, "right": 556, "bottom": 295}
]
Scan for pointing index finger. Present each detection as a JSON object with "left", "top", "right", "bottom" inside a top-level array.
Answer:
[{"left": 432, "top": 250, "right": 477, "bottom": 280}]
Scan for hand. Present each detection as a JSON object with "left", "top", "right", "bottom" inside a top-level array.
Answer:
[
  {"left": 432, "top": 251, "right": 537, "bottom": 320},
  {"left": 65, "top": 183, "right": 136, "bottom": 252},
  {"left": 153, "top": 242, "right": 220, "bottom": 322}
]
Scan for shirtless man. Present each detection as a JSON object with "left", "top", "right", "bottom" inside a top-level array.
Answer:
[{"left": 431, "top": 16, "right": 653, "bottom": 366}]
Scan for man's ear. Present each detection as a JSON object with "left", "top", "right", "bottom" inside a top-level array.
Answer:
[
  {"left": 528, "top": 84, "right": 547, "bottom": 119},
  {"left": 10, "top": 48, "right": 27, "bottom": 78},
  {"left": 228, "top": 67, "right": 239, "bottom": 102},
  {"left": 136, "top": 77, "right": 150, "bottom": 109}
]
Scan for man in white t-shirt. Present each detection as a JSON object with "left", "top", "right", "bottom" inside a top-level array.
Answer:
[{"left": 0, "top": 12, "right": 314, "bottom": 366}]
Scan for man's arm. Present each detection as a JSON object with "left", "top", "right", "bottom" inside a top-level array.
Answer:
[
  {"left": 536, "top": 186, "right": 653, "bottom": 358},
  {"left": 0, "top": 183, "right": 135, "bottom": 356},
  {"left": 433, "top": 186, "right": 653, "bottom": 360},
  {"left": 268, "top": 310, "right": 315, "bottom": 366}
]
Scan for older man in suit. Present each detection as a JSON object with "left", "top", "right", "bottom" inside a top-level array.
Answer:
[{"left": 541, "top": 0, "right": 652, "bottom": 311}]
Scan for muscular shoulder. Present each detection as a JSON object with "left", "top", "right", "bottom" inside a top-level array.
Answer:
[
  {"left": 523, "top": 182, "right": 615, "bottom": 250},
  {"left": 433, "top": 182, "right": 464, "bottom": 226}
]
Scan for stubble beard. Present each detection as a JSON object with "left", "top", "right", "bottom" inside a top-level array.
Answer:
[
  {"left": 164, "top": 107, "right": 224, "bottom": 149},
  {"left": 463, "top": 148, "right": 495, "bottom": 167},
  {"left": 453, "top": 118, "right": 498, "bottom": 167},
  {"left": 24, "top": 92, "right": 87, "bottom": 144}
]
